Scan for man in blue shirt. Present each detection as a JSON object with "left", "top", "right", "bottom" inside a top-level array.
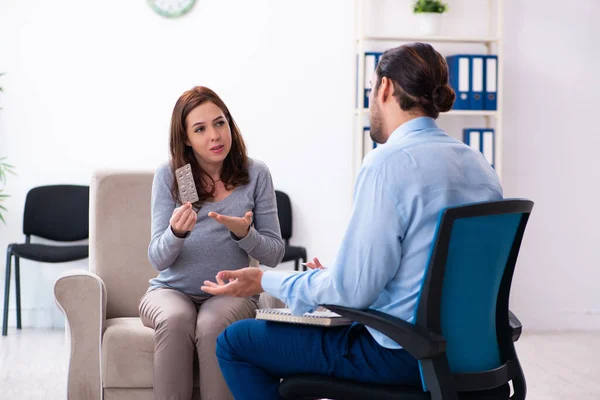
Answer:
[{"left": 202, "top": 42, "right": 502, "bottom": 400}]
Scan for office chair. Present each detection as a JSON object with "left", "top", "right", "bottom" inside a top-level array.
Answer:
[
  {"left": 3, "top": 184, "right": 89, "bottom": 336},
  {"left": 275, "top": 190, "right": 307, "bottom": 271},
  {"left": 278, "top": 199, "right": 533, "bottom": 400}
]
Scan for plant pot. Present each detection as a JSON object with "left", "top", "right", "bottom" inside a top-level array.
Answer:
[{"left": 415, "top": 12, "right": 443, "bottom": 36}]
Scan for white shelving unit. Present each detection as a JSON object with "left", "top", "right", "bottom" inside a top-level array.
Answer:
[
  {"left": 353, "top": 0, "right": 504, "bottom": 182},
  {"left": 361, "top": 36, "right": 500, "bottom": 44},
  {"left": 355, "top": 109, "right": 498, "bottom": 117}
]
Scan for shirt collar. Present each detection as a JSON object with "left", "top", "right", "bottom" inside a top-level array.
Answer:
[{"left": 387, "top": 117, "right": 440, "bottom": 144}]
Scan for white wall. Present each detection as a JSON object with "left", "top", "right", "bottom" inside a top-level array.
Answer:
[
  {"left": 503, "top": 0, "right": 600, "bottom": 330},
  {"left": 1, "top": 0, "right": 598, "bottom": 332},
  {"left": 0, "top": 0, "right": 355, "bottom": 328}
]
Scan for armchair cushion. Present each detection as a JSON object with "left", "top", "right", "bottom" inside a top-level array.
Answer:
[
  {"left": 101, "top": 292, "right": 282, "bottom": 389},
  {"left": 102, "top": 318, "right": 155, "bottom": 388},
  {"left": 89, "top": 171, "right": 156, "bottom": 319}
]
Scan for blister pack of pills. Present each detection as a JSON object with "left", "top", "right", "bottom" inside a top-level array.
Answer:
[{"left": 175, "top": 163, "right": 199, "bottom": 204}]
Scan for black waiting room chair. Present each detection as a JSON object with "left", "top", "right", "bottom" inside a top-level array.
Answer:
[
  {"left": 3, "top": 184, "right": 89, "bottom": 336},
  {"left": 275, "top": 190, "right": 307, "bottom": 271},
  {"left": 278, "top": 199, "right": 534, "bottom": 400}
]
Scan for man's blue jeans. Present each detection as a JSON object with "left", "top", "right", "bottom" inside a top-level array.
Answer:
[{"left": 216, "top": 319, "right": 421, "bottom": 400}]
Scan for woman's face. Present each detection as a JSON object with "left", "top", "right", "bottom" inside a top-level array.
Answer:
[{"left": 185, "top": 101, "right": 232, "bottom": 170}]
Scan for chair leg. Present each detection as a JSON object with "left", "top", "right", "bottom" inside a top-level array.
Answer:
[
  {"left": 294, "top": 259, "right": 299, "bottom": 271},
  {"left": 509, "top": 343, "right": 527, "bottom": 400},
  {"left": 301, "top": 255, "right": 307, "bottom": 272},
  {"left": 2, "top": 246, "right": 12, "bottom": 336},
  {"left": 420, "top": 355, "right": 459, "bottom": 400},
  {"left": 15, "top": 256, "right": 21, "bottom": 330}
]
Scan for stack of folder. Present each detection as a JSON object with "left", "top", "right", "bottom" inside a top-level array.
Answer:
[
  {"left": 363, "top": 52, "right": 383, "bottom": 109},
  {"left": 358, "top": 52, "right": 499, "bottom": 164},
  {"left": 363, "top": 126, "right": 378, "bottom": 157},
  {"left": 464, "top": 128, "right": 495, "bottom": 168},
  {"left": 447, "top": 54, "right": 498, "bottom": 111},
  {"left": 361, "top": 52, "right": 498, "bottom": 111}
]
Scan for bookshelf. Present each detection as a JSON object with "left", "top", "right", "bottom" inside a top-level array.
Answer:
[
  {"left": 355, "top": 109, "right": 498, "bottom": 117},
  {"left": 353, "top": 0, "right": 504, "bottom": 182},
  {"left": 360, "top": 35, "right": 500, "bottom": 44}
]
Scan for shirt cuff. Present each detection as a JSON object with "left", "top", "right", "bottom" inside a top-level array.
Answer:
[
  {"left": 260, "top": 270, "right": 290, "bottom": 299},
  {"left": 230, "top": 226, "right": 261, "bottom": 252}
]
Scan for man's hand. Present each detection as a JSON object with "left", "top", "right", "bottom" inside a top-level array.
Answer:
[
  {"left": 208, "top": 211, "right": 252, "bottom": 239},
  {"left": 304, "top": 257, "right": 326, "bottom": 270},
  {"left": 201, "top": 267, "right": 264, "bottom": 297}
]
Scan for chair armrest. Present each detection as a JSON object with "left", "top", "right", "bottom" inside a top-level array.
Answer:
[
  {"left": 54, "top": 270, "right": 107, "bottom": 400},
  {"left": 509, "top": 310, "right": 522, "bottom": 342},
  {"left": 323, "top": 305, "right": 446, "bottom": 360},
  {"left": 258, "top": 292, "right": 285, "bottom": 309}
]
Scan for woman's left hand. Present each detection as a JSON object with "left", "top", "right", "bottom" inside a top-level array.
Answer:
[{"left": 208, "top": 211, "right": 253, "bottom": 238}]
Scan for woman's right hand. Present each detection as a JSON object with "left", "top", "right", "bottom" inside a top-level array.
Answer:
[{"left": 170, "top": 202, "right": 197, "bottom": 238}]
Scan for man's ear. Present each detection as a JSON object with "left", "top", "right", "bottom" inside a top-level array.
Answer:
[{"left": 380, "top": 76, "right": 394, "bottom": 103}]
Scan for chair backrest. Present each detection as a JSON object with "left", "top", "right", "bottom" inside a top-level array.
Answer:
[
  {"left": 89, "top": 170, "right": 156, "bottom": 319},
  {"left": 23, "top": 185, "right": 89, "bottom": 241},
  {"left": 415, "top": 199, "right": 533, "bottom": 392},
  {"left": 275, "top": 190, "right": 292, "bottom": 240}
]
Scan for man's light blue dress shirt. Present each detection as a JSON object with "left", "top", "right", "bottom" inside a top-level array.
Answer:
[{"left": 262, "top": 117, "right": 503, "bottom": 349}]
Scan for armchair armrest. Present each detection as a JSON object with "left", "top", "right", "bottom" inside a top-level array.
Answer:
[
  {"left": 258, "top": 292, "right": 285, "bottom": 309},
  {"left": 54, "top": 270, "right": 107, "bottom": 400},
  {"left": 509, "top": 310, "right": 522, "bottom": 342},
  {"left": 323, "top": 305, "right": 446, "bottom": 360}
]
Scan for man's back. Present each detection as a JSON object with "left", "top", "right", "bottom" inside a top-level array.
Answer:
[{"left": 352, "top": 117, "right": 502, "bottom": 348}]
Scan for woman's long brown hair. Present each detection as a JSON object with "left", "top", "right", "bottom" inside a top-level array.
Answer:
[{"left": 169, "top": 86, "right": 249, "bottom": 209}]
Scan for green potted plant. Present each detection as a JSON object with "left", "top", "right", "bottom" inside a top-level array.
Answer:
[
  {"left": 0, "top": 158, "right": 15, "bottom": 224},
  {"left": 413, "top": 0, "right": 448, "bottom": 36}
]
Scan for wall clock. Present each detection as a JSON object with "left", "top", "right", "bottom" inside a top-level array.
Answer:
[{"left": 148, "top": 0, "right": 196, "bottom": 18}]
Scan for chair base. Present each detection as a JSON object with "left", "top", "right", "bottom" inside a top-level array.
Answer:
[
  {"left": 278, "top": 375, "right": 511, "bottom": 400},
  {"left": 278, "top": 375, "right": 426, "bottom": 400}
]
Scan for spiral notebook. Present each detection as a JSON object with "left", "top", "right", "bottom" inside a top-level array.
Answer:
[{"left": 255, "top": 308, "right": 352, "bottom": 327}]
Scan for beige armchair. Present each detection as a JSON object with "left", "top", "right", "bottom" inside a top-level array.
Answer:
[{"left": 54, "top": 170, "right": 284, "bottom": 400}]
